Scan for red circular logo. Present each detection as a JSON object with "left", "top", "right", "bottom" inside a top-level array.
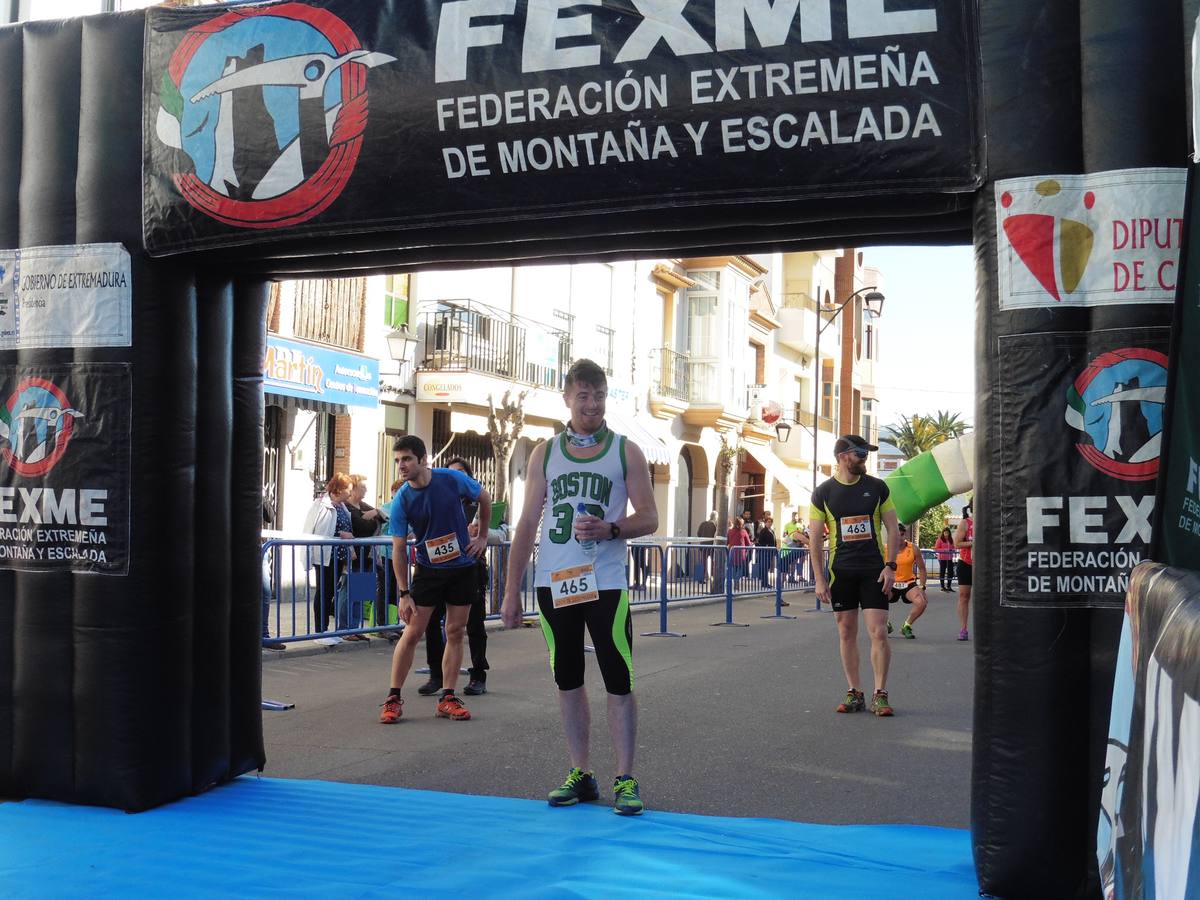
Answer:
[
  {"left": 1067, "top": 347, "right": 1167, "bottom": 482},
  {"left": 1, "top": 377, "right": 80, "bottom": 478},
  {"left": 159, "top": 3, "right": 392, "bottom": 230}
]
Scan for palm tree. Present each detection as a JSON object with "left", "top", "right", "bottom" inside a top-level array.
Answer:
[
  {"left": 884, "top": 411, "right": 971, "bottom": 459},
  {"left": 883, "top": 414, "right": 944, "bottom": 459},
  {"left": 930, "top": 410, "right": 968, "bottom": 442}
]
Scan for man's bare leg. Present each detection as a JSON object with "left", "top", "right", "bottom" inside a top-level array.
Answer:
[
  {"left": 607, "top": 692, "right": 637, "bottom": 775},
  {"left": 558, "top": 686, "right": 590, "bottom": 771},
  {"left": 862, "top": 608, "right": 891, "bottom": 692},
  {"left": 835, "top": 610, "right": 861, "bottom": 689},
  {"left": 389, "top": 605, "right": 435, "bottom": 690},
  {"left": 440, "top": 603, "right": 470, "bottom": 693}
]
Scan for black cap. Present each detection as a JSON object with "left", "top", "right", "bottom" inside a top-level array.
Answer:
[{"left": 833, "top": 434, "right": 878, "bottom": 455}]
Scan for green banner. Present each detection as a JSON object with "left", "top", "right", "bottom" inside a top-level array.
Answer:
[{"left": 1154, "top": 163, "right": 1200, "bottom": 567}]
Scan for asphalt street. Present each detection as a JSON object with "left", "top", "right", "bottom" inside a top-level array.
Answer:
[{"left": 261, "top": 588, "right": 974, "bottom": 827}]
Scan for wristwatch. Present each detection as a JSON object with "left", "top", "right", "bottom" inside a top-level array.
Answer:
[
  {"left": 399, "top": 589, "right": 411, "bottom": 597},
  {"left": 609, "top": 523, "right": 621, "bottom": 540},
  {"left": 885, "top": 562, "right": 897, "bottom": 571}
]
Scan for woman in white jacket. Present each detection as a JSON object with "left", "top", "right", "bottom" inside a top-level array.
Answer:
[{"left": 302, "top": 472, "right": 354, "bottom": 633}]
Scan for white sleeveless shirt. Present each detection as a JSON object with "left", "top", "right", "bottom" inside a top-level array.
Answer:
[{"left": 534, "top": 430, "right": 630, "bottom": 591}]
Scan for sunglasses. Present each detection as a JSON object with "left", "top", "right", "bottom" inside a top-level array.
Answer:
[{"left": 843, "top": 448, "right": 868, "bottom": 459}]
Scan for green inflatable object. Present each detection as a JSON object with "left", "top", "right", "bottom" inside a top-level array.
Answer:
[{"left": 884, "top": 433, "right": 975, "bottom": 524}]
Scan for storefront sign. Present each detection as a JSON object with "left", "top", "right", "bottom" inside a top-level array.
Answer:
[
  {"left": 415, "top": 373, "right": 468, "bottom": 402},
  {"left": 996, "top": 168, "right": 1186, "bottom": 310},
  {"left": 998, "top": 327, "right": 1170, "bottom": 607},
  {"left": 0, "top": 244, "right": 131, "bottom": 349},
  {"left": 143, "top": 0, "right": 981, "bottom": 254},
  {"left": 264, "top": 335, "right": 379, "bottom": 408},
  {"left": 0, "top": 364, "right": 131, "bottom": 575}
]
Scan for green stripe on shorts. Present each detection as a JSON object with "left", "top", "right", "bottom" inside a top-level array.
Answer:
[
  {"left": 611, "top": 589, "right": 634, "bottom": 690},
  {"left": 539, "top": 608, "right": 557, "bottom": 674}
]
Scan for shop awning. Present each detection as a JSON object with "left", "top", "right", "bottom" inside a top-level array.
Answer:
[
  {"left": 605, "top": 408, "right": 672, "bottom": 466},
  {"left": 744, "top": 445, "right": 810, "bottom": 506},
  {"left": 265, "top": 392, "right": 349, "bottom": 417}
]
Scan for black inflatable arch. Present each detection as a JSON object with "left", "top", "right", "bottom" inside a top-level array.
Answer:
[{"left": 0, "top": 5, "right": 1189, "bottom": 899}]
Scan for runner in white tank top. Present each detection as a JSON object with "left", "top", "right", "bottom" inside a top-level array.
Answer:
[
  {"left": 534, "top": 428, "right": 630, "bottom": 592},
  {"left": 502, "top": 359, "right": 658, "bottom": 816}
]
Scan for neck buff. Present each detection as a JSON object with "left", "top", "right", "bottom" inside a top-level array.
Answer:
[{"left": 566, "top": 421, "right": 608, "bottom": 448}]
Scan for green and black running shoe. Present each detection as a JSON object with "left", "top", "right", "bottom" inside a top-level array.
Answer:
[
  {"left": 548, "top": 767, "right": 599, "bottom": 806},
  {"left": 613, "top": 775, "right": 644, "bottom": 816},
  {"left": 836, "top": 689, "right": 866, "bottom": 713}
]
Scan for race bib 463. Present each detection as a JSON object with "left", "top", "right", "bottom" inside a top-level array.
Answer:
[{"left": 839, "top": 515, "right": 872, "bottom": 542}]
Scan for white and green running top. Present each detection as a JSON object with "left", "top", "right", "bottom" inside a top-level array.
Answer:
[{"left": 883, "top": 433, "right": 976, "bottom": 525}]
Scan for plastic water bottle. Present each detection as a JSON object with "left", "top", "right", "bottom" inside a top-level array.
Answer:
[{"left": 576, "top": 502, "right": 598, "bottom": 559}]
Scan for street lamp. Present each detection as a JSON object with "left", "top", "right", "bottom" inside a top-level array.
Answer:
[
  {"left": 385, "top": 324, "right": 418, "bottom": 361},
  {"left": 774, "top": 419, "right": 792, "bottom": 442},
  {"left": 811, "top": 287, "right": 885, "bottom": 499}
]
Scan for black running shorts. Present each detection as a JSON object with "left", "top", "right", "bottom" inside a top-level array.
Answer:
[
  {"left": 956, "top": 560, "right": 973, "bottom": 587},
  {"left": 889, "top": 583, "right": 921, "bottom": 604},
  {"left": 830, "top": 570, "right": 889, "bottom": 612},
  {"left": 536, "top": 588, "right": 633, "bottom": 695},
  {"left": 411, "top": 564, "right": 477, "bottom": 607}
]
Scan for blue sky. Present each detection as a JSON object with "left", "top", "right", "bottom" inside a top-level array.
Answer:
[{"left": 861, "top": 244, "right": 977, "bottom": 429}]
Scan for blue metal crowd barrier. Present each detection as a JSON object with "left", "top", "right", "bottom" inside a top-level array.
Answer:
[{"left": 260, "top": 537, "right": 818, "bottom": 646}]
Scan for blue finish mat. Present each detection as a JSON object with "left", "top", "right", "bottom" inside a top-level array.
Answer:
[{"left": 0, "top": 777, "right": 977, "bottom": 898}]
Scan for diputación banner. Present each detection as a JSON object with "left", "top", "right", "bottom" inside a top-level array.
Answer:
[{"left": 142, "top": 0, "right": 981, "bottom": 255}]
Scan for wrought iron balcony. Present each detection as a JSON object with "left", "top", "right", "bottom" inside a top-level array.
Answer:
[
  {"left": 652, "top": 347, "right": 690, "bottom": 401},
  {"left": 416, "top": 304, "right": 568, "bottom": 390}
]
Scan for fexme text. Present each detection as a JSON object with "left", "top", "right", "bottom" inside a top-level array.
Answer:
[
  {"left": 0, "top": 487, "right": 108, "bottom": 526},
  {"left": 1026, "top": 496, "right": 1154, "bottom": 545},
  {"left": 435, "top": 0, "right": 939, "bottom": 82}
]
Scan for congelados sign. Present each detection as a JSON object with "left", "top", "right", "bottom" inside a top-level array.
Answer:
[{"left": 143, "top": 0, "right": 980, "bottom": 254}]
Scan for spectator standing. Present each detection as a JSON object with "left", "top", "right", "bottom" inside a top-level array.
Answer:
[
  {"left": 727, "top": 516, "right": 751, "bottom": 581},
  {"left": 342, "top": 475, "right": 384, "bottom": 642},
  {"left": 262, "top": 498, "right": 285, "bottom": 650},
  {"left": 934, "top": 527, "right": 955, "bottom": 592},
  {"left": 954, "top": 506, "right": 974, "bottom": 641},
  {"left": 375, "top": 479, "right": 403, "bottom": 642},
  {"left": 419, "top": 457, "right": 492, "bottom": 697},
  {"left": 754, "top": 513, "right": 778, "bottom": 589},
  {"left": 302, "top": 474, "right": 355, "bottom": 636},
  {"left": 694, "top": 511, "right": 718, "bottom": 584},
  {"left": 781, "top": 510, "right": 808, "bottom": 583}
]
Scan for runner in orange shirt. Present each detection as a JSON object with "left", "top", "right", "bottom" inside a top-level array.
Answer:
[{"left": 887, "top": 524, "right": 928, "bottom": 639}]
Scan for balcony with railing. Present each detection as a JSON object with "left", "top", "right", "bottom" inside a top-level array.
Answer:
[
  {"left": 649, "top": 346, "right": 689, "bottom": 420},
  {"left": 788, "top": 404, "right": 836, "bottom": 434},
  {"left": 416, "top": 303, "right": 568, "bottom": 391}
]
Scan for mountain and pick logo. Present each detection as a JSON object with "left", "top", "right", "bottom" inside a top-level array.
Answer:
[
  {"left": 1001, "top": 179, "right": 1096, "bottom": 301},
  {"left": 0, "top": 377, "right": 84, "bottom": 477},
  {"left": 1065, "top": 348, "right": 1167, "bottom": 481},
  {"left": 154, "top": 2, "right": 395, "bottom": 230}
]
